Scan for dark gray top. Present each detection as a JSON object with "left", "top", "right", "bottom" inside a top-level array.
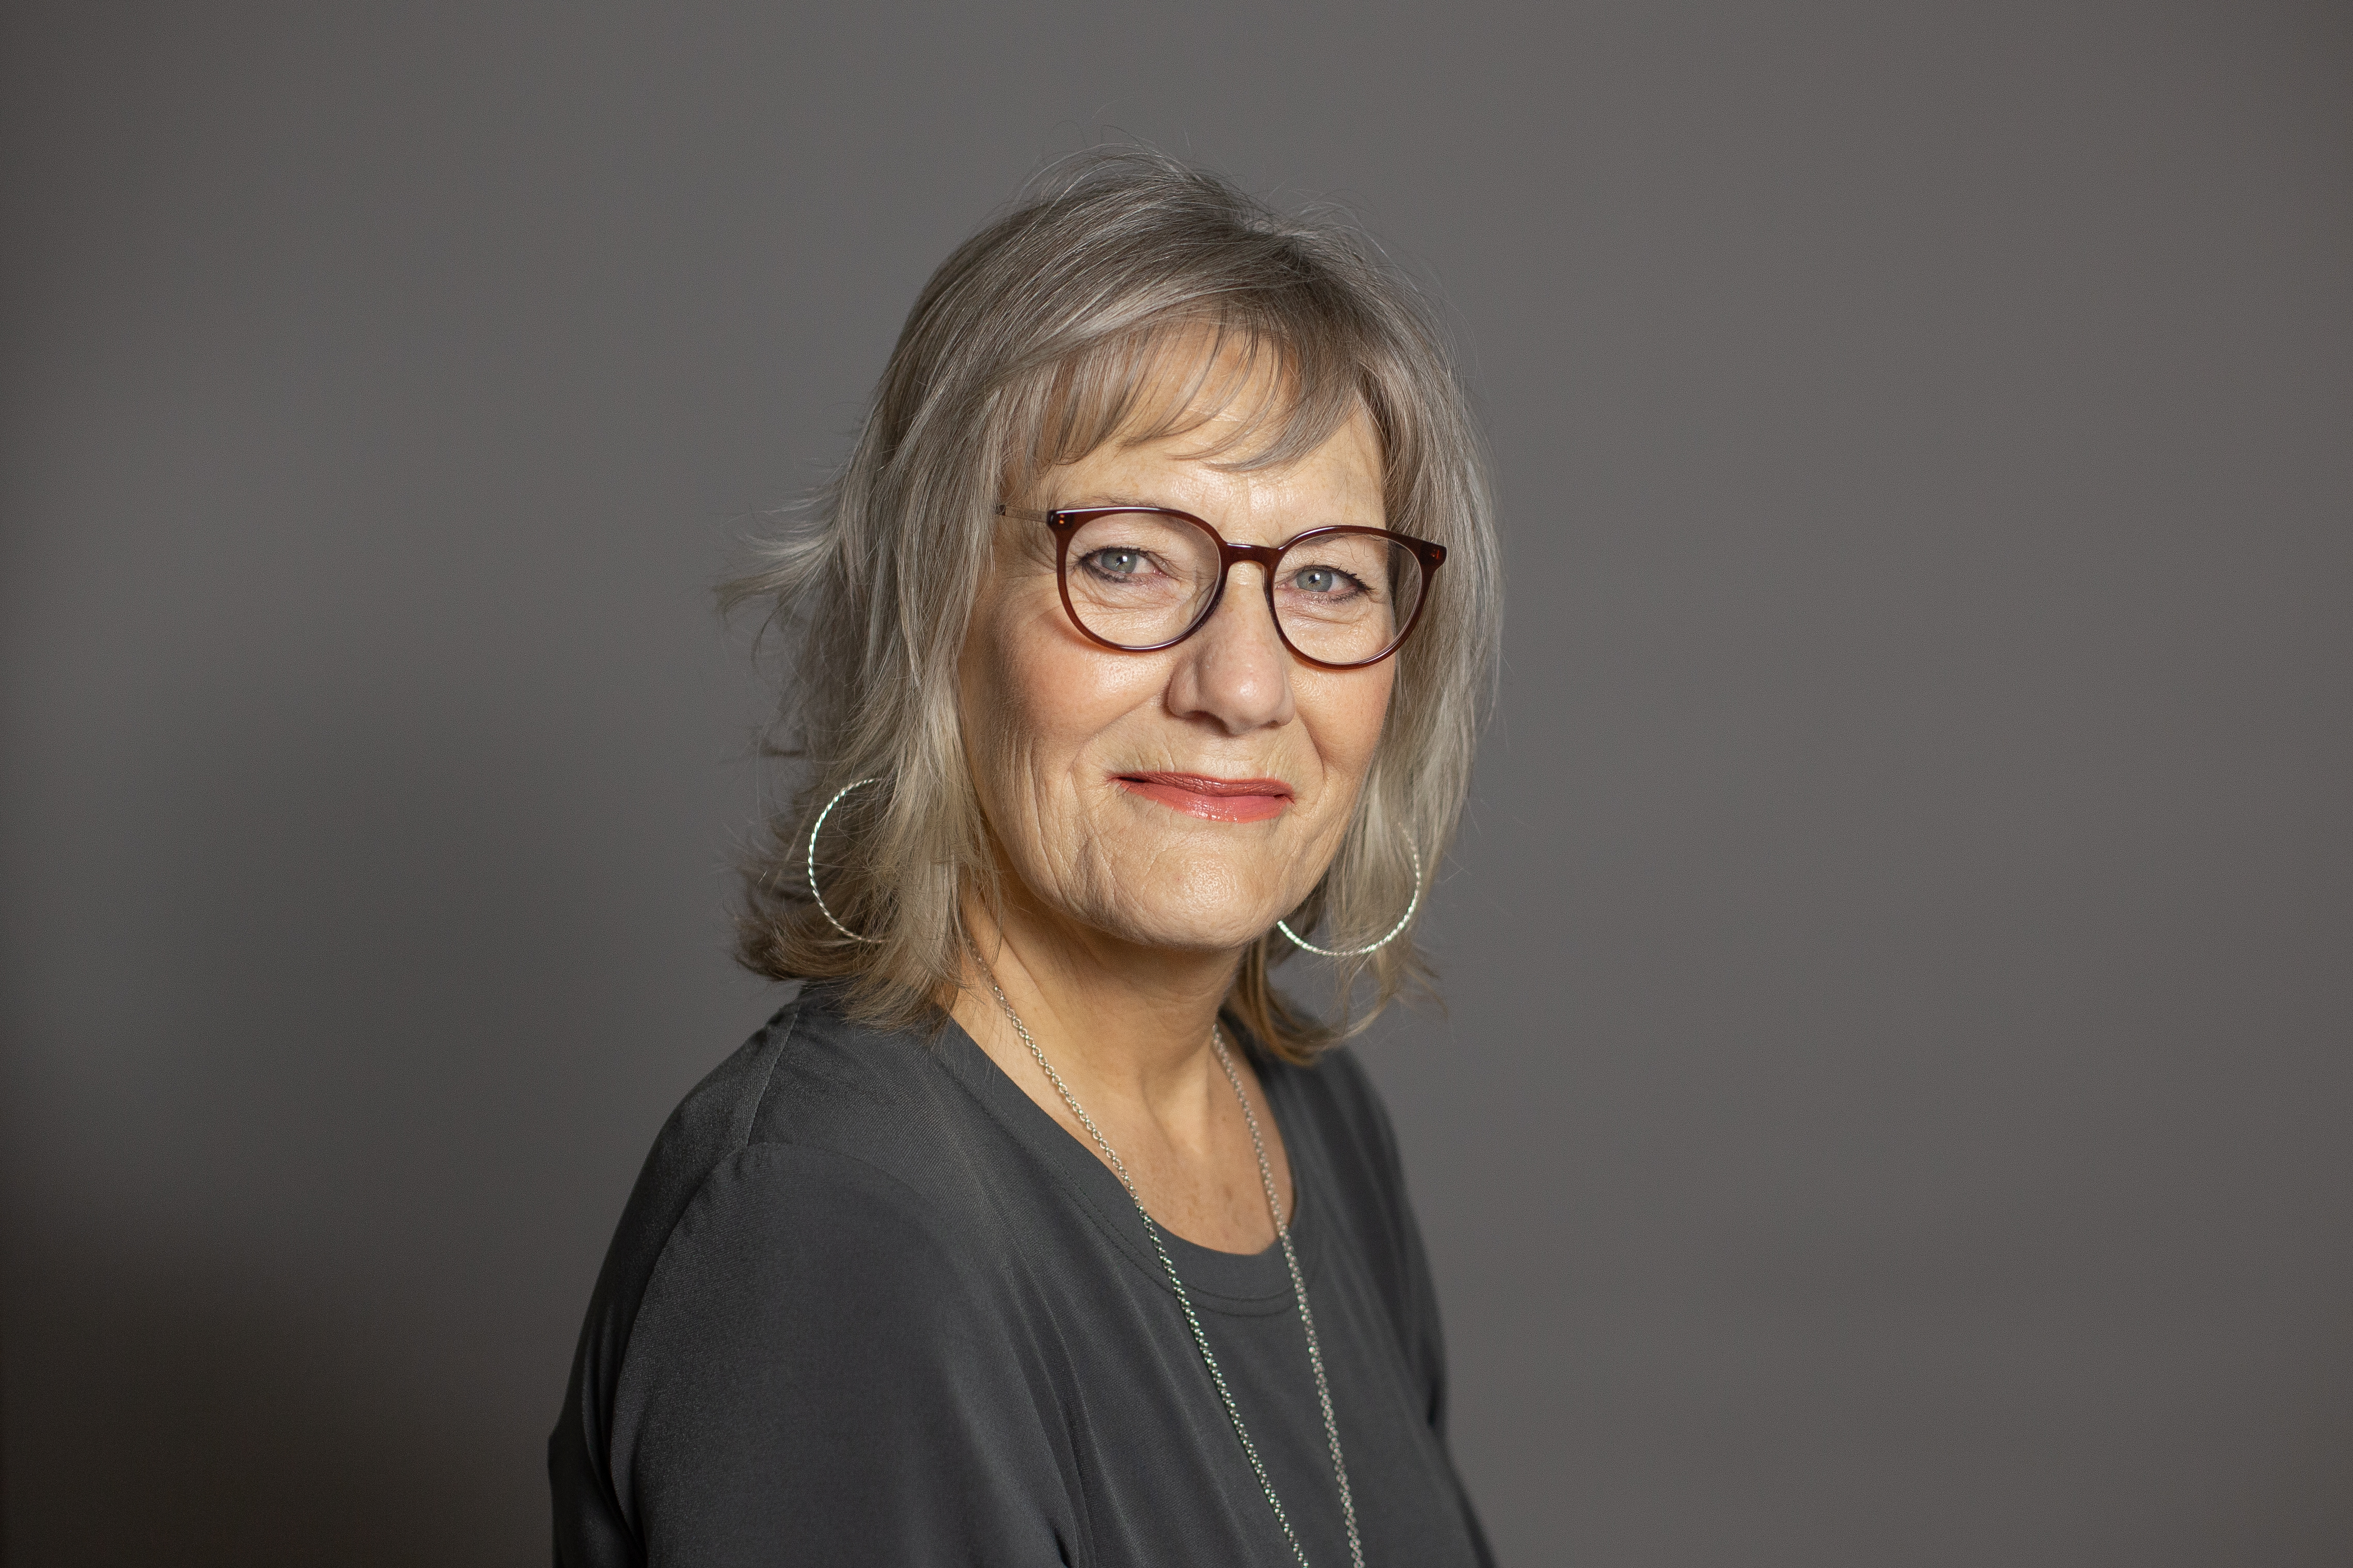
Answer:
[{"left": 550, "top": 985, "right": 1494, "bottom": 1567}]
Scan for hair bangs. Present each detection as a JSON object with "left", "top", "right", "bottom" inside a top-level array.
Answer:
[{"left": 1010, "top": 305, "right": 1377, "bottom": 495}]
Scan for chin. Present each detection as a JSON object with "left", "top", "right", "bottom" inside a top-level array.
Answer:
[
  {"left": 1092, "top": 916, "right": 1279, "bottom": 956},
  {"left": 1070, "top": 856, "right": 1295, "bottom": 955},
  {"left": 1115, "top": 906, "right": 1282, "bottom": 954}
]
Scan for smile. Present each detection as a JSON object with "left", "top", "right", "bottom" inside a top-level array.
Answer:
[{"left": 1113, "top": 772, "right": 1295, "bottom": 823}]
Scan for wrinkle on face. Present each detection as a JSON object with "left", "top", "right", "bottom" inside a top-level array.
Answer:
[{"left": 960, "top": 354, "right": 1393, "bottom": 959}]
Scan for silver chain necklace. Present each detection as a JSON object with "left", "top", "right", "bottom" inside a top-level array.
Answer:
[{"left": 978, "top": 969, "right": 1365, "bottom": 1568}]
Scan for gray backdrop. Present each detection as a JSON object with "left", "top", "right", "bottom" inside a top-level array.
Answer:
[{"left": 5, "top": 3, "right": 2349, "bottom": 1564}]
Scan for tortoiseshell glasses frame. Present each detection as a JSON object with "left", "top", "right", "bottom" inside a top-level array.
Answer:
[{"left": 995, "top": 504, "right": 1448, "bottom": 672}]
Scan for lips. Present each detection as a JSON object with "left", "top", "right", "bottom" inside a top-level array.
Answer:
[{"left": 1113, "top": 771, "right": 1294, "bottom": 823}]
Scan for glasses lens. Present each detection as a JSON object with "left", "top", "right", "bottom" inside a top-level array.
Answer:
[
  {"left": 1273, "top": 532, "right": 1426, "bottom": 666},
  {"left": 1062, "top": 511, "right": 1222, "bottom": 648}
]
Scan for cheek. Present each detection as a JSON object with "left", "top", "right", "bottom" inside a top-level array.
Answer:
[
  {"left": 1300, "top": 664, "right": 1397, "bottom": 782},
  {"left": 961, "top": 590, "right": 1160, "bottom": 792}
]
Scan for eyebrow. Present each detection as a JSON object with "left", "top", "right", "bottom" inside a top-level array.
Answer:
[
  {"left": 1052, "top": 492, "right": 1182, "bottom": 511},
  {"left": 1047, "top": 495, "right": 1370, "bottom": 526}
]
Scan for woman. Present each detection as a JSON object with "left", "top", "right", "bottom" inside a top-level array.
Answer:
[{"left": 551, "top": 152, "right": 1501, "bottom": 1567}]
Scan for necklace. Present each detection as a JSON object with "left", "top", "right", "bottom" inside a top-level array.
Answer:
[{"left": 978, "top": 969, "right": 1365, "bottom": 1568}]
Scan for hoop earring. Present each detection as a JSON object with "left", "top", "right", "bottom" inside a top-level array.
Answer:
[
  {"left": 1275, "top": 836, "right": 1424, "bottom": 958},
  {"left": 807, "top": 778, "right": 883, "bottom": 944}
]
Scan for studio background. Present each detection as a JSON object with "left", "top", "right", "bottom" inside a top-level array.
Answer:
[{"left": 5, "top": 4, "right": 2349, "bottom": 1564}]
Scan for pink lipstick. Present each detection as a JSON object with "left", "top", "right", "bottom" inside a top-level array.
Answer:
[{"left": 1114, "top": 772, "right": 1294, "bottom": 823}]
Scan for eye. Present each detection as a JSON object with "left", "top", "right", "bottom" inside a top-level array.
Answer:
[
  {"left": 1086, "top": 547, "right": 1149, "bottom": 578},
  {"left": 1283, "top": 563, "right": 1366, "bottom": 598}
]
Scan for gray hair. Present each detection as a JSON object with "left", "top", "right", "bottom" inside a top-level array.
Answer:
[{"left": 724, "top": 150, "right": 1500, "bottom": 1061}]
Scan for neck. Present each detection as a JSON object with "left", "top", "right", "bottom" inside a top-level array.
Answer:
[{"left": 950, "top": 880, "right": 1241, "bottom": 1113}]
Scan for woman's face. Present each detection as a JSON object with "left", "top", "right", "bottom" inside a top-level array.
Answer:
[{"left": 959, "top": 396, "right": 1395, "bottom": 954}]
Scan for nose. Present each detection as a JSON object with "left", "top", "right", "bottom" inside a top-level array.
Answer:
[{"left": 1163, "top": 562, "right": 1296, "bottom": 735}]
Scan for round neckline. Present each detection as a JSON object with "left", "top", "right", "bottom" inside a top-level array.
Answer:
[{"left": 927, "top": 1007, "right": 1323, "bottom": 1316}]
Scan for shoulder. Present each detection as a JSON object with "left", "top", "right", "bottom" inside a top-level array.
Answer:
[
  {"left": 1291, "top": 1041, "right": 1391, "bottom": 1129},
  {"left": 596, "top": 1089, "right": 1077, "bottom": 1564},
  {"left": 1260, "top": 1039, "right": 1410, "bottom": 1201},
  {"left": 647, "top": 990, "right": 1015, "bottom": 1286},
  {"left": 570, "top": 986, "right": 1022, "bottom": 1404},
  {"left": 622, "top": 1138, "right": 1010, "bottom": 1398},
  {"left": 1259, "top": 1037, "right": 1447, "bottom": 1357},
  {"left": 555, "top": 990, "right": 1075, "bottom": 1560},
  {"left": 618, "top": 987, "right": 1011, "bottom": 1264}
]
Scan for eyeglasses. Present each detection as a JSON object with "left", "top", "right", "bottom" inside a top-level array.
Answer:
[{"left": 996, "top": 504, "right": 1447, "bottom": 671}]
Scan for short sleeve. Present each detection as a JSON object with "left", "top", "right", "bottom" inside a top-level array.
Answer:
[{"left": 607, "top": 1142, "right": 1081, "bottom": 1567}]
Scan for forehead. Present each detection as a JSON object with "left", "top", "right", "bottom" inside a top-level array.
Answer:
[
  {"left": 1046, "top": 405, "right": 1384, "bottom": 520},
  {"left": 1019, "top": 317, "right": 1380, "bottom": 469},
  {"left": 1035, "top": 335, "right": 1385, "bottom": 519}
]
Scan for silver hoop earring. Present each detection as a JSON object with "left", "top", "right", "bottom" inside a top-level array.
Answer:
[
  {"left": 807, "top": 778, "right": 883, "bottom": 944},
  {"left": 1275, "top": 837, "right": 1424, "bottom": 958}
]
